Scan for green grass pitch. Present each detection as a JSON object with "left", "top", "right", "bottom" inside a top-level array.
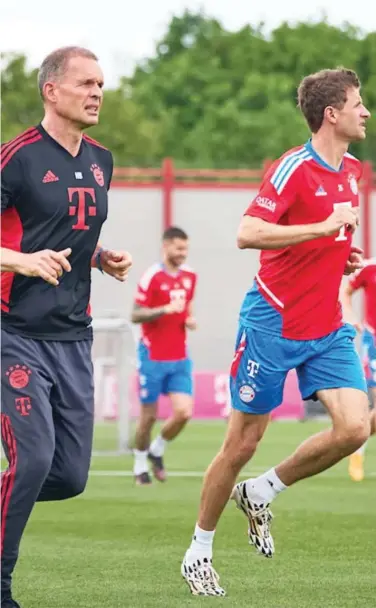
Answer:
[{"left": 10, "top": 421, "right": 376, "bottom": 607}]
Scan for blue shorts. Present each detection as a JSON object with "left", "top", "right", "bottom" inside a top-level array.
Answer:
[
  {"left": 230, "top": 323, "right": 367, "bottom": 415},
  {"left": 137, "top": 343, "right": 193, "bottom": 404},
  {"left": 361, "top": 328, "right": 376, "bottom": 389}
]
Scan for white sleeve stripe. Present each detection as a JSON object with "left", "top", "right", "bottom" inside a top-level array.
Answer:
[
  {"left": 139, "top": 263, "right": 162, "bottom": 290},
  {"left": 275, "top": 155, "right": 312, "bottom": 195},
  {"left": 271, "top": 149, "right": 311, "bottom": 192},
  {"left": 270, "top": 147, "right": 307, "bottom": 187}
]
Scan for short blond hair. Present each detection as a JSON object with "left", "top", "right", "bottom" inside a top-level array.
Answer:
[{"left": 38, "top": 46, "right": 98, "bottom": 98}]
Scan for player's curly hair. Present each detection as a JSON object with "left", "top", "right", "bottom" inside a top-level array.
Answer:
[
  {"left": 298, "top": 68, "right": 361, "bottom": 133},
  {"left": 38, "top": 46, "right": 98, "bottom": 99}
]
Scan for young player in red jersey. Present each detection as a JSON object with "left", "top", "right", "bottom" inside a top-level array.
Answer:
[
  {"left": 131, "top": 227, "right": 197, "bottom": 485},
  {"left": 341, "top": 260, "right": 376, "bottom": 481},
  {"left": 1, "top": 47, "right": 132, "bottom": 608},
  {"left": 181, "top": 68, "right": 371, "bottom": 597}
]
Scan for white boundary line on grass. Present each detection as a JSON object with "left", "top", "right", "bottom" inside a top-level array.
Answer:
[
  {"left": 90, "top": 470, "right": 263, "bottom": 477},
  {"left": 90, "top": 469, "right": 376, "bottom": 478}
]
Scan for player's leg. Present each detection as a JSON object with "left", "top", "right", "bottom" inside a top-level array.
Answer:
[
  {"left": 370, "top": 393, "right": 376, "bottom": 434},
  {"left": 181, "top": 327, "right": 288, "bottom": 596},
  {"left": 148, "top": 359, "right": 193, "bottom": 482},
  {"left": 133, "top": 402, "right": 158, "bottom": 484},
  {"left": 36, "top": 340, "right": 94, "bottom": 502},
  {"left": 1, "top": 331, "right": 56, "bottom": 607},
  {"left": 239, "top": 324, "right": 369, "bottom": 528},
  {"left": 181, "top": 410, "right": 269, "bottom": 596},
  {"left": 133, "top": 346, "right": 164, "bottom": 484},
  {"left": 349, "top": 330, "right": 376, "bottom": 481}
]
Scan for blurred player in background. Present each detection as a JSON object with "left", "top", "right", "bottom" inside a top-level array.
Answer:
[
  {"left": 340, "top": 260, "right": 376, "bottom": 481},
  {"left": 1, "top": 47, "right": 132, "bottom": 608},
  {"left": 181, "top": 68, "right": 370, "bottom": 597},
  {"left": 131, "top": 227, "right": 197, "bottom": 485}
]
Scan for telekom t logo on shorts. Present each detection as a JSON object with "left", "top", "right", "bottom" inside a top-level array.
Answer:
[
  {"left": 68, "top": 187, "right": 96, "bottom": 230},
  {"left": 247, "top": 359, "right": 260, "bottom": 378}
]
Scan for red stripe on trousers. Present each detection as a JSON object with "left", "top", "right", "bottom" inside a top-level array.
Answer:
[
  {"left": 1, "top": 416, "right": 12, "bottom": 513},
  {"left": 1, "top": 415, "right": 17, "bottom": 556}
]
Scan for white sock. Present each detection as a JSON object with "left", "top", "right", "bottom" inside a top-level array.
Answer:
[
  {"left": 133, "top": 449, "right": 148, "bottom": 475},
  {"left": 186, "top": 524, "right": 215, "bottom": 562},
  {"left": 354, "top": 442, "right": 367, "bottom": 456},
  {"left": 245, "top": 468, "right": 287, "bottom": 505},
  {"left": 149, "top": 434, "right": 167, "bottom": 457}
]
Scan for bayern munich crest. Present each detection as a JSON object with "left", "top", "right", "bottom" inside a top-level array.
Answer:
[
  {"left": 239, "top": 384, "right": 255, "bottom": 403},
  {"left": 91, "top": 163, "right": 104, "bottom": 187},
  {"left": 348, "top": 174, "right": 358, "bottom": 195},
  {"left": 6, "top": 365, "right": 32, "bottom": 389}
]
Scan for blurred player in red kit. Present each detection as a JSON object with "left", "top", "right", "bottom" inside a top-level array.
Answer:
[
  {"left": 341, "top": 259, "right": 376, "bottom": 481},
  {"left": 131, "top": 227, "right": 197, "bottom": 485}
]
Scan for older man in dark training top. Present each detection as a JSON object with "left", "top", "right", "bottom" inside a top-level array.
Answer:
[{"left": 1, "top": 46, "right": 132, "bottom": 608}]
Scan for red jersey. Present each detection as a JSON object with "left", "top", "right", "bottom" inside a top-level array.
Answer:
[
  {"left": 242, "top": 141, "right": 362, "bottom": 340},
  {"left": 349, "top": 260, "right": 376, "bottom": 334},
  {"left": 135, "top": 263, "right": 197, "bottom": 360}
]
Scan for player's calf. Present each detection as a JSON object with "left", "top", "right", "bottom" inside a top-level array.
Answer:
[{"left": 335, "top": 419, "right": 370, "bottom": 454}]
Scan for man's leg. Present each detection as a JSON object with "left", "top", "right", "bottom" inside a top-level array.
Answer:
[
  {"left": 182, "top": 410, "right": 269, "bottom": 596},
  {"left": 236, "top": 324, "right": 369, "bottom": 549},
  {"left": 149, "top": 359, "right": 194, "bottom": 481},
  {"left": 274, "top": 387, "right": 369, "bottom": 484},
  {"left": 36, "top": 340, "right": 94, "bottom": 502},
  {"left": 181, "top": 325, "right": 289, "bottom": 596},
  {"left": 133, "top": 346, "right": 164, "bottom": 485},
  {"left": 349, "top": 387, "right": 376, "bottom": 481},
  {"left": 133, "top": 403, "right": 158, "bottom": 484},
  {"left": 371, "top": 400, "right": 376, "bottom": 434},
  {"left": 349, "top": 328, "right": 376, "bottom": 481},
  {"left": 1, "top": 331, "right": 55, "bottom": 607}
]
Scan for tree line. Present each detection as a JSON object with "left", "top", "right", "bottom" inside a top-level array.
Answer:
[{"left": 2, "top": 11, "right": 375, "bottom": 168}]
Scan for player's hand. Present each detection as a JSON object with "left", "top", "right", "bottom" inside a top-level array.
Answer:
[
  {"left": 100, "top": 250, "right": 133, "bottom": 282},
  {"left": 322, "top": 206, "right": 359, "bottom": 236},
  {"left": 344, "top": 245, "right": 364, "bottom": 275},
  {"left": 15, "top": 248, "right": 72, "bottom": 286},
  {"left": 164, "top": 299, "right": 185, "bottom": 314},
  {"left": 185, "top": 315, "right": 197, "bottom": 330}
]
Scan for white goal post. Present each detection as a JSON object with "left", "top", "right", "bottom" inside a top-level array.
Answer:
[{"left": 92, "top": 316, "right": 137, "bottom": 455}]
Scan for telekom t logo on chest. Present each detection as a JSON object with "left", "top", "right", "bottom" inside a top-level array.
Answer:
[{"left": 68, "top": 187, "right": 96, "bottom": 230}]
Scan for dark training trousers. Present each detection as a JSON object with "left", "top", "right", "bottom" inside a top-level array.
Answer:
[{"left": 1, "top": 330, "right": 94, "bottom": 601}]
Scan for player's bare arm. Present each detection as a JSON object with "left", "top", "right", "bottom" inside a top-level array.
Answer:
[
  {"left": 237, "top": 206, "right": 359, "bottom": 250},
  {"left": 340, "top": 280, "right": 363, "bottom": 332},
  {"left": 0, "top": 246, "right": 72, "bottom": 286},
  {"left": 131, "top": 299, "right": 184, "bottom": 324}
]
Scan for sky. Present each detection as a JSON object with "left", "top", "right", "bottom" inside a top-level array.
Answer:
[{"left": 1, "top": 0, "right": 375, "bottom": 87}]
